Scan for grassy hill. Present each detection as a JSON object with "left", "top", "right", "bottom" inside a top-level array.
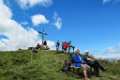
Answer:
[{"left": 0, "top": 50, "right": 120, "bottom": 80}]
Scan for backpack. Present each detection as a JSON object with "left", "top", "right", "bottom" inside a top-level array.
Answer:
[{"left": 61, "top": 60, "right": 69, "bottom": 72}]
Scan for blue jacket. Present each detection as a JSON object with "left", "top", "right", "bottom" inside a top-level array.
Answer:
[{"left": 73, "top": 53, "right": 83, "bottom": 67}]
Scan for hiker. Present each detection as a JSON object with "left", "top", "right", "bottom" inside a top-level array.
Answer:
[
  {"left": 73, "top": 46, "right": 75, "bottom": 53},
  {"left": 83, "top": 51, "right": 107, "bottom": 77},
  {"left": 43, "top": 40, "right": 47, "bottom": 45},
  {"left": 36, "top": 43, "right": 40, "bottom": 49},
  {"left": 56, "top": 40, "right": 60, "bottom": 52},
  {"left": 73, "top": 49, "right": 90, "bottom": 80},
  {"left": 68, "top": 41, "right": 71, "bottom": 53},
  {"left": 43, "top": 40, "right": 49, "bottom": 50},
  {"left": 67, "top": 41, "right": 75, "bottom": 53},
  {"left": 62, "top": 42, "right": 64, "bottom": 52},
  {"left": 63, "top": 42, "right": 68, "bottom": 53}
]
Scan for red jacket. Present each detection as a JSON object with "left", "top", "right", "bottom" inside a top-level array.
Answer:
[{"left": 63, "top": 43, "right": 68, "bottom": 49}]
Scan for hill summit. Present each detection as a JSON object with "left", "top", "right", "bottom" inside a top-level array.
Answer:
[{"left": 0, "top": 50, "right": 120, "bottom": 80}]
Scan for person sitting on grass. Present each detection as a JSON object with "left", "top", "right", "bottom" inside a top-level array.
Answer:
[
  {"left": 73, "top": 49, "right": 90, "bottom": 80},
  {"left": 83, "top": 51, "right": 107, "bottom": 77},
  {"left": 36, "top": 43, "right": 40, "bottom": 49},
  {"left": 43, "top": 40, "right": 49, "bottom": 50}
]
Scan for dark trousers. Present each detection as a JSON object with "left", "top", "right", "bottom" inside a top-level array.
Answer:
[{"left": 88, "top": 61, "right": 104, "bottom": 76}]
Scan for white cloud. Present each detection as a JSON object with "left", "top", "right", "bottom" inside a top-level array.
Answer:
[
  {"left": 0, "top": 19, "right": 40, "bottom": 51},
  {"left": 20, "top": 21, "right": 29, "bottom": 26},
  {"left": 97, "top": 53, "right": 120, "bottom": 60},
  {"left": 101, "top": 0, "right": 120, "bottom": 4},
  {"left": 53, "top": 12, "right": 62, "bottom": 30},
  {"left": 31, "top": 14, "right": 49, "bottom": 26},
  {"left": 0, "top": 0, "right": 12, "bottom": 19},
  {"left": 47, "top": 40, "right": 55, "bottom": 50},
  {"left": 0, "top": 0, "right": 55, "bottom": 51},
  {"left": 17, "top": 0, "right": 53, "bottom": 9},
  {"left": 102, "top": 0, "right": 111, "bottom": 4},
  {"left": 93, "top": 44, "right": 120, "bottom": 60}
]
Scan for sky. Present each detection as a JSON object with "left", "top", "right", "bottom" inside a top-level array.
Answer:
[{"left": 0, "top": 0, "right": 120, "bottom": 60}]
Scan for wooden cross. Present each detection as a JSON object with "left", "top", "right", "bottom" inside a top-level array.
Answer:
[{"left": 38, "top": 28, "right": 47, "bottom": 45}]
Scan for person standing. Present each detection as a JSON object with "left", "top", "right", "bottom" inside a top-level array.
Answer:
[
  {"left": 68, "top": 41, "right": 71, "bottom": 53},
  {"left": 63, "top": 42, "right": 68, "bottom": 53},
  {"left": 56, "top": 41, "right": 60, "bottom": 52}
]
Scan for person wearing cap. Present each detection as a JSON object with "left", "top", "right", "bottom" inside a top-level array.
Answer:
[
  {"left": 83, "top": 51, "right": 107, "bottom": 77},
  {"left": 73, "top": 49, "right": 90, "bottom": 80}
]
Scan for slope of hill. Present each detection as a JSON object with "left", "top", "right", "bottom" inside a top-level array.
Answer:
[{"left": 0, "top": 50, "right": 120, "bottom": 80}]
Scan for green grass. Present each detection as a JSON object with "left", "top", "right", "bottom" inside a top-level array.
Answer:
[{"left": 0, "top": 50, "right": 120, "bottom": 80}]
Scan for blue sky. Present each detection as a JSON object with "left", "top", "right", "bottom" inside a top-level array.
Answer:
[{"left": 0, "top": 0, "right": 120, "bottom": 59}]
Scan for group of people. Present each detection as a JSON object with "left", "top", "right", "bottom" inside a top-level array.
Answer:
[
  {"left": 62, "top": 49, "right": 107, "bottom": 80},
  {"left": 36, "top": 40, "right": 49, "bottom": 50},
  {"left": 56, "top": 41, "right": 75, "bottom": 53}
]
